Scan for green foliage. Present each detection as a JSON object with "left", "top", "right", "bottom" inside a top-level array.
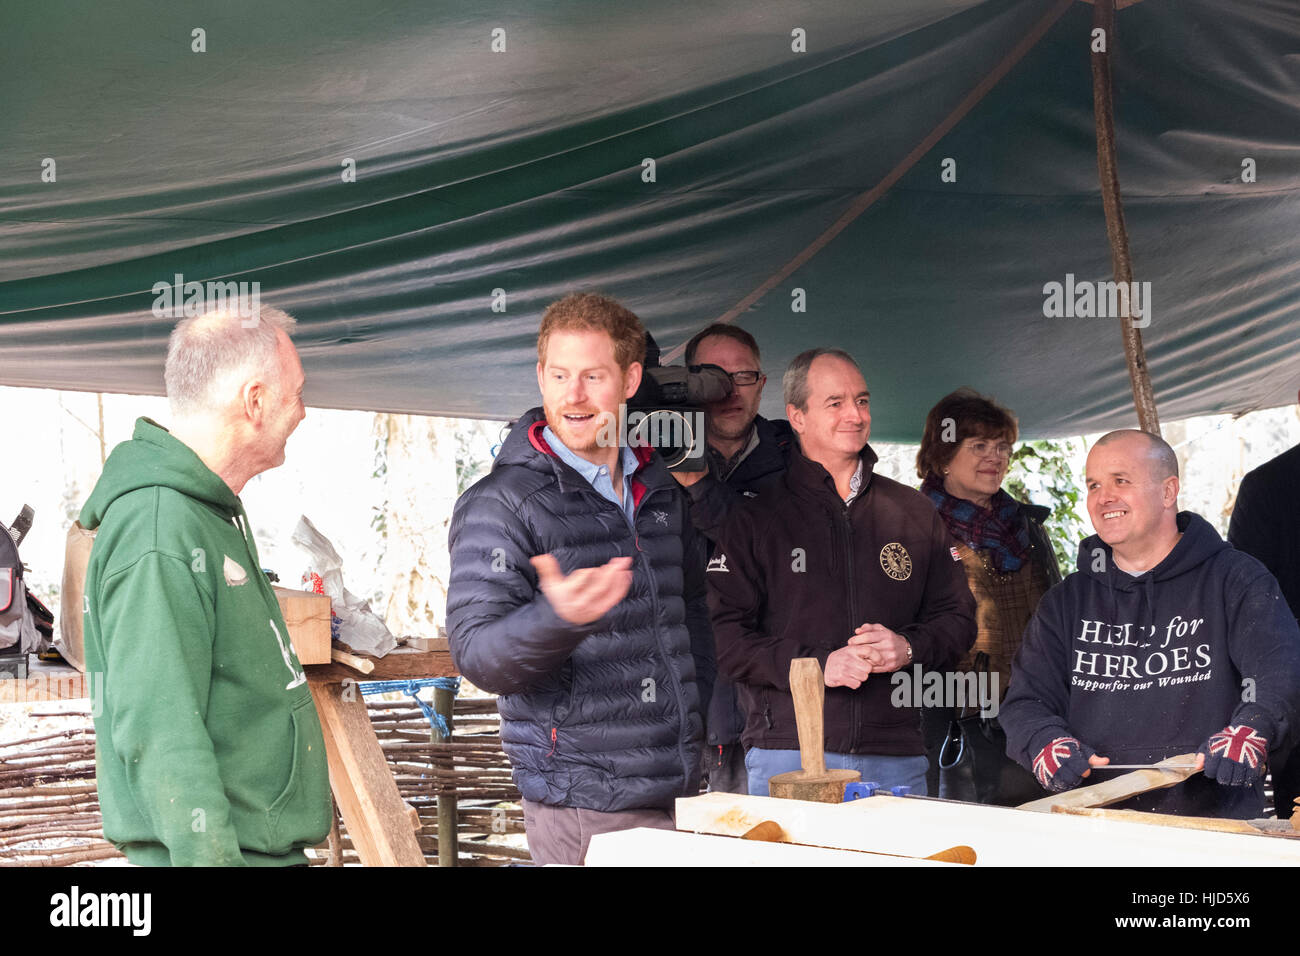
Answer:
[{"left": 1005, "top": 438, "right": 1088, "bottom": 573}]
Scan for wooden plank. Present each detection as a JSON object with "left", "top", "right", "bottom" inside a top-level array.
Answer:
[
  {"left": 330, "top": 648, "right": 375, "bottom": 674},
  {"left": 273, "top": 587, "right": 332, "bottom": 665},
  {"left": 1018, "top": 753, "right": 1199, "bottom": 812},
  {"left": 1051, "top": 805, "right": 1295, "bottom": 837},
  {"left": 400, "top": 635, "right": 449, "bottom": 653},
  {"left": 675, "top": 791, "right": 1300, "bottom": 866},
  {"left": 303, "top": 646, "right": 457, "bottom": 684},
  {"left": 677, "top": 791, "right": 969, "bottom": 861},
  {"left": 831, "top": 795, "right": 1300, "bottom": 865},
  {"left": 308, "top": 677, "right": 426, "bottom": 867},
  {"left": 584, "top": 826, "right": 953, "bottom": 867}
]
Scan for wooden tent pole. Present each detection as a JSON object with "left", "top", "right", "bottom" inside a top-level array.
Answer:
[
  {"left": 434, "top": 684, "right": 459, "bottom": 867},
  {"left": 1091, "top": 0, "right": 1160, "bottom": 434}
]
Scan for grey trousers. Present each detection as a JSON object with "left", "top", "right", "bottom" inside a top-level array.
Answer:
[{"left": 521, "top": 799, "right": 675, "bottom": 866}]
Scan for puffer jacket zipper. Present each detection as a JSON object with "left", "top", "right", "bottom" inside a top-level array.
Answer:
[
  {"left": 631, "top": 485, "right": 693, "bottom": 788},
  {"left": 840, "top": 499, "right": 860, "bottom": 753},
  {"left": 545, "top": 464, "right": 694, "bottom": 789},
  {"left": 548, "top": 659, "right": 576, "bottom": 757}
]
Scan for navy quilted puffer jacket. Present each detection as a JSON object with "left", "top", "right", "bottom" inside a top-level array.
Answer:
[{"left": 446, "top": 408, "right": 713, "bottom": 812}]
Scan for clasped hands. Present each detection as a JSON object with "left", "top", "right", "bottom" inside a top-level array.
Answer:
[{"left": 823, "top": 623, "right": 912, "bottom": 689}]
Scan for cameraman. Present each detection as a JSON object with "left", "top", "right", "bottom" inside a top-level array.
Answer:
[{"left": 675, "top": 324, "right": 794, "bottom": 793}]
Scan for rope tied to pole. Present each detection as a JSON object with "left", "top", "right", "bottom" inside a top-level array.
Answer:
[{"left": 358, "top": 676, "right": 462, "bottom": 738}]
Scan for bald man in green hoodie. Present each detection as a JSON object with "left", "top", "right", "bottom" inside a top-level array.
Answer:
[{"left": 80, "top": 305, "right": 331, "bottom": 866}]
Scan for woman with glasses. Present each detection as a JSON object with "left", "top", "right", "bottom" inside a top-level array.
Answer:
[{"left": 914, "top": 388, "right": 1061, "bottom": 805}]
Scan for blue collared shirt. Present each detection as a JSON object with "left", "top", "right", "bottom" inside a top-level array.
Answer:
[{"left": 542, "top": 425, "right": 640, "bottom": 527}]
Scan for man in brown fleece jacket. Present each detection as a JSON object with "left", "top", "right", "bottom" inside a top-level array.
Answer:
[{"left": 707, "top": 348, "right": 976, "bottom": 797}]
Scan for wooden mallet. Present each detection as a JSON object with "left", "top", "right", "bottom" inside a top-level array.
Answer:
[{"left": 767, "top": 657, "right": 860, "bottom": 803}]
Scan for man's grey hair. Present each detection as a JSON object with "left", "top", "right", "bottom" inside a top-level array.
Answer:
[
  {"left": 1092, "top": 429, "right": 1179, "bottom": 480},
  {"left": 783, "top": 347, "right": 864, "bottom": 410},
  {"left": 165, "top": 306, "right": 297, "bottom": 416}
]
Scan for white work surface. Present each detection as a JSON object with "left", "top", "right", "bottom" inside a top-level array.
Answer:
[
  {"left": 584, "top": 825, "right": 954, "bottom": 867},
  {"left": 644, "top": 792, "right": 1300, "bottom": 867}
]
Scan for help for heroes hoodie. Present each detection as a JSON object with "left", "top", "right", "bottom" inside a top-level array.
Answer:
[
  {"left": 81, "top": 418, "right": 331, "bottom": 866},
  {"left": 1001, "top": 511, "right": 1300, "bottom": 817}
]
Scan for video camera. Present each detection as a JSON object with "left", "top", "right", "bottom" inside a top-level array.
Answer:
[{"left": 626, "top": 332, "right": 733, "bottom": 471}]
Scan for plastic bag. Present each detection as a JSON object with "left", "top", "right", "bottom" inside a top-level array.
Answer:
[{"left": 290, "top": 515, "right": 398, "bottom": 658}]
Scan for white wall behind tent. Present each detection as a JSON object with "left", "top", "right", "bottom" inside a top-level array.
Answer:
[
  {"left": 4, "top": 385, "right": 494, "bottom": 638},
  {"left": 6, "top": 385, "right": 1298, "bottom": 633}
]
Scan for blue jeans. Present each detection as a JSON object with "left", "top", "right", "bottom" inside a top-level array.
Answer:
[{"left": 745, "top": 748, "right": 929, "bottom": 798}]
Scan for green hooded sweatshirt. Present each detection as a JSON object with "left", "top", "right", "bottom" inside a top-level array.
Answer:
[{"left": 81, "top": 418, "right": 331, "bottom": 866}]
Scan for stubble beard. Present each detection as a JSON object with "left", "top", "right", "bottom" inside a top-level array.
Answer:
[
  {"left": 547, "top": 407, "right": 618, "bottom": 456},
  {"left": 708, "top": 412, "right": 755, "bottom": 445}
]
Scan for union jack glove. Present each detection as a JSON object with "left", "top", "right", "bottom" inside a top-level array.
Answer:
[
  {"left": 1031, "top": 736, "right": 1095, "bottom": 792},
  {"left": 1198, "top": 725, "right": 1268, "bottom": 787}
]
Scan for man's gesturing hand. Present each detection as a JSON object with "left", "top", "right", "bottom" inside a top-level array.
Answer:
[
  {"left": 824, "top": 645, "right": 873, "bottom": 689},
  {"left": 847, "top": 623, "right": 911, "bottom": 672},
  {"left": 530, "top": 553, "right": 634, "bottom": 626}
]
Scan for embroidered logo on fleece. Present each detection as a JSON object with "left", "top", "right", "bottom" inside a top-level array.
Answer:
[
  {"left": 949, "top": 547, "right": 961, "bottom": 562},
  {"left": 223, "top": 555, "right": 249, "bottom": 587},
  {"left": 879, "top": 542, "right": 912, "bottom": 581},
  {"left": 706, "top": 554, "right": 730, "bottom": 574}
]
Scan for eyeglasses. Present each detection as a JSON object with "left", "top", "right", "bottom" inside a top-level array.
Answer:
[
  {"left": 728, "top": 370, "right": 762, "bottom": 386},
  {"left": 963, "top": 439, "right": 1014, "bottom": 460}
]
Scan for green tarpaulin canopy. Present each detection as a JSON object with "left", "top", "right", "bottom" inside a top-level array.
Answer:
[{"left": 2, "top": 0, "right": 1297, "bottom": 438}]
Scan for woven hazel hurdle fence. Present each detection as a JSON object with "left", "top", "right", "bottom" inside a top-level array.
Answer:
[
  {"left": 324, "top": 695, "right": 531, "bottom": 866},
  {"left": 0, "top": 726, "right": 119, "bottom": 867},
  {"left": 0, "top": 696, "right": 529, "bottom": 866}
]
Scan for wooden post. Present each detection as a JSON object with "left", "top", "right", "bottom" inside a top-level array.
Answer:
[
  {"left": 434, "top": 683, "right": 459, "bottom": 867},
  {"left": 1091, "top": 0, "right": 1160, "bottom": 434},
  {"left": 326, "top": 798, "right": 343, "bottom": 867}
]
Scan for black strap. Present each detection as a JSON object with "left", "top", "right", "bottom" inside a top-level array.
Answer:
[{"left": 9, "top": 505, "right": 34, "bottom": 547}]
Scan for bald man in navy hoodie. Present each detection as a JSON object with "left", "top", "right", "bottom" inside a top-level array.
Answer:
[{"left": 1001, "top": 430, "right": 1300, "bottom": 818}]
